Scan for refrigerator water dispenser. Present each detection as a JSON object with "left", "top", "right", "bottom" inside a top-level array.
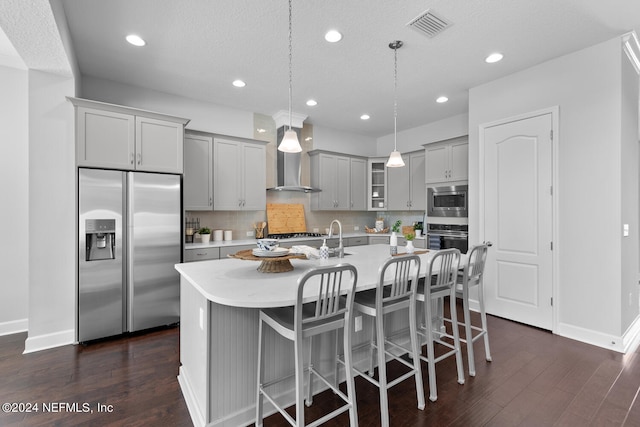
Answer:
[{"left": 86, "top": 219, "right": 115, "bottom": 261}]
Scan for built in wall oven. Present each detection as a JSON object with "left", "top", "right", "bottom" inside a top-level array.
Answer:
[
  {"left": 427, "top": 185, "right": 468, "bottom": 218},
  {"left": 426, "top": 223, "right": 469, "bottom": 253}
]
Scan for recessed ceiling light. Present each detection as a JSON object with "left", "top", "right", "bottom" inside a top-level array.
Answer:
[
  {"left": 306, "top": 99, "right": 318, "bottom": 106},
  {"left": 232, "top": 79, "right": 246, "bottom": 88},
  {"left": 126, "top": 34, "right": 146, "bottom": 47},
  {"left": 324, "top": 30, "right": 343, "bottom": 43},
  {"left": 360, "top": 114, "right": 370, "bottom": 120},
  {"left": 485, "top": 52, "right": 503, "bottom": 63},
  {"left": 436, "top": 96, "right": 448, "bottom": 103}
]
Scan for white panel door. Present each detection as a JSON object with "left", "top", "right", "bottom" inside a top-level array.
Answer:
[
  {"left": 483, "top": 113, "right": 553, "bottom": 330},
  {"left": 241, "top": 142, "right": 266, "bottom": 210}
]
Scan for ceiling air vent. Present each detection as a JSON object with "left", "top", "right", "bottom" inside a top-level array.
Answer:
[{"left": 406, "top": 9, "right": 452, "bottom": 38}]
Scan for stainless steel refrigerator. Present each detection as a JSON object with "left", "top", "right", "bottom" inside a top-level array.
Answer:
[{"left": 78, "top": 168, "right": 181, "bottom": 342}]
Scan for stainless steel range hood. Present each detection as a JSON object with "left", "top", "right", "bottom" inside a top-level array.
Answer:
[{"left": 268, "top": 127, "right": 321, "bottom": 193}]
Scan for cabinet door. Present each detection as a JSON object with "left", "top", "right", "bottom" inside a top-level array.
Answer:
[
  {"left": 184, "top": 134, "right": 213, "bottom": 210},
  {"left": 350, "top": 158, "right": 367, "bottom": 210},
  {"left": 387, "top": 164, "right": 410, "bottom": 210},
  {"left": 241, "top": 142, "right": 266, "bottom": 210},
  {"left": 425, "top": 145, "right": 449, "bottom": 184},
  {"left": 317, "top": 154, "right": 338, "bottom": 209},
  {"left": 77, "top": 107, "right": 135, "bottom": 169},
  {"left": 409, "top": 152, "right": 426, "bottom": 210},
  {"left": 335, "top": 156, "right": 350, "bottom": 209},
  {"left": 449, "top": 141, "right": 469, "bottom": 181},
  {"left": 213, "top": 138, "right": 241, "bottom": 210},
  {"left": 135, "top": 116, "right": 184, "bottom": 173}
]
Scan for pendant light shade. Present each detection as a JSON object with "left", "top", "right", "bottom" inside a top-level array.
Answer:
[
  {"left": 278, "top": 0, "right": 303, "bottom": 153},
  {"left": 279, "top": 129, "right": 302, "bottom": 153},
  {"left": 386, "top": 40, "right": 405, "bottom": 168},
  {"left": 386, "top": 150, "right": 405, "bottom": 167}
]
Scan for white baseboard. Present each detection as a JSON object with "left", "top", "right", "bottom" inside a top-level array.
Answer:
[
  {"left": 23, "top": 329, "right": 75, "bottom": 354},
  {"left": 556, "top": 321, "right": 631, "bottom": 353},
  {"left": 0, "top": 318, "right": 28, "bottom": 336},
  {"left": 177, "top": 367, "right": 206, "bottom": 427}
]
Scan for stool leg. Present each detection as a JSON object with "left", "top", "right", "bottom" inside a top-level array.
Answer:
[
  {"left": 449, "top": 290, "right": 465, "bottom": 385},
  {"left": 295, "top": 332, "right": 305, "bottom": 426},
  {"left": 368, "top": 321, "right": 375, "bottom": 376},
  {"left": 478, "top": 282, "right": 492, "bottom": 362},
  {"left": 255, "top": 318, "right": 265, "bottom": 426},
  {"left": 375, "top": 312, "right": 390, "bottom": 427},
  {"left": 409, "top": 297, "right": 425, "bottom": 410},
  {"left": 343, "top": 313, "right": 359, "bottom": 427},
  {"left": 425, "top": 297, "right": 438, "bottom": 402},
  {"left": 306, "top": 336, "right": 314, "bottom": 406},
  {"left": 462, "top": 286, "right": 476, "bottom": 376}
]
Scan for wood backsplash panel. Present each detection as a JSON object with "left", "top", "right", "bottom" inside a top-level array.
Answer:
[{"left": 266, "top": 203, "right": 307, "bottom": 234}]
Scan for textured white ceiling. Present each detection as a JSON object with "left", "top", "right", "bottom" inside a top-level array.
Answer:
[{"left": 8, "top": 0, "right": 640, "bottom": 137}]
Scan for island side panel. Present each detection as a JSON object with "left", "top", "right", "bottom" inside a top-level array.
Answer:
[
  {"left": 179, "top": 278, "right": 210, "bottom": 427},
  {"left": 209, "top": 301, "right": 313, "bottom": 426}
]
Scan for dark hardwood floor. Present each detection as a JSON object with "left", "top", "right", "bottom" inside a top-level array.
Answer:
[{"left": 0, "top": 305, "right": 638, "bottom": 426}]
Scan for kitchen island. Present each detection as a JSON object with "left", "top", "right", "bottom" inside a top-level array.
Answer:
[{"left": 175, "top": 244, "right": 442, "bottom": 427}]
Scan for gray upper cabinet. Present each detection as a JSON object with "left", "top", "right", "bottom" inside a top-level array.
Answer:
[
  {"left": 349, "top": 158, "right": 367, "bottom": 210},
  {"left": 309, "top": 150, "right": 367, "bottom": 211},
  {"left": 425, "top": 137, "right": 468, "bottom": 184},
  {"left": 184, "top": 132, "right": 213, "bottom": 210},
  {"left": 70, "top": 97, "right": 189, "bottom": 174},
  {"left": 213, "top": 137, "right": 266, "bottom": 210},
  {"left": 386, "top": 151, "right": 425, "bottom": 211}
]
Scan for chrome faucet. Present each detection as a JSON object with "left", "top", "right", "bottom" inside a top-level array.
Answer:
[{"left": 328, "top": 219, "right": 344, "bottom": 258}]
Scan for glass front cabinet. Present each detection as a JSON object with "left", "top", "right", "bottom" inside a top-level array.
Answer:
[{"left": 368, "top": 158, "right": 387, "bottom": 211}]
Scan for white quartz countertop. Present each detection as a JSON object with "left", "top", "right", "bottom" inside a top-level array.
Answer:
[
  {"left": 185, "top": 232, "right": 425, "bottom": 250},
  {"left": 175, "top": 244, "right": 447, "bottom": 309}
]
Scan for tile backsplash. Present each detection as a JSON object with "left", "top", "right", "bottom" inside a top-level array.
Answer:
[{"left": 186, "top": 190, "right": 425, "bottom": 241}]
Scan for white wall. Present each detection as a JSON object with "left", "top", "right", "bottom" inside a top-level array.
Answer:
[
  {"left": 312, "top": 125, "right": 377, "bottom": 157},
  {"left": 376, "top": 113, "right": 468, "bottom": 156},
  {"left": 82, "top": 76, "right": 255, "bottom": 139},
  {"left": 0, "top": 65, "right": 29, "bottom": 335},
  {"left": 469, "top": 37, "right": 629, "bottom": 348},
  {"left": 24, "top": 70, "right": 76, "bottom": 353}
]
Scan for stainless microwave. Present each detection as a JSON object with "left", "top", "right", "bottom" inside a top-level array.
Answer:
[{"left": 427, "top": 185, "right": 468, "bottom": 217}]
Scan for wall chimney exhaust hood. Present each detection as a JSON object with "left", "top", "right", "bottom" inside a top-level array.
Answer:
[{"left": 268, "top": 126, "right": 321, "bottom": 193}]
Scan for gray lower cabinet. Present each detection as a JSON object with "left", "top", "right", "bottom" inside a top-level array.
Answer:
[
  {"left": 184, "top": 247, "right": 220, "bottom": 262},
  {"left": 368, "top": 236, "right": 390, "bottom": 245},
  {"left": 347, "top": 236, "right": 368, "bottom": 246},
  {"left": 219, "top": 245, "right": 256, "bottom": 258}
]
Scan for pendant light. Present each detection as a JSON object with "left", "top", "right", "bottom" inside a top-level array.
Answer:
[
  {"left": 386, "top": 40, "right": 405, "bottom": 167},
  {"left": 278, "top": 0, "right": 302, "bottom": 153}
]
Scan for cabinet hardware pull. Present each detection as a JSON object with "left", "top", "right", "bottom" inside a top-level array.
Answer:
[
  {"left": 130, "top": 153, "right": 134, "bottom": 165},
  {"left": 137, "top": 153, "right": 141, "bottom": 165}
]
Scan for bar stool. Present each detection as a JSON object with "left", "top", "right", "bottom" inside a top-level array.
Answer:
[
  {"left": 416, "top": 248, "right": 465, "bottom": 402},
  {"left": 455, "top": 243, "right": 492, "bottom": 376},
  {"left": 350, "top": 255, "right": 425, "bottom": 427},
  {"left": 255, "top": 264, "right": 359, "bottom": 427}
]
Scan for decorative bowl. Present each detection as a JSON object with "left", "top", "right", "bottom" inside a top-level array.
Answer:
[{"left": 257, "top": 239, "right": 279, "bottom": 251}]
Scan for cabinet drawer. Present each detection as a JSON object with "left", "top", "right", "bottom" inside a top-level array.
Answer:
[
  {"left": 413, "top": 239, "right": 427, "bottom": 249},
  {"left": 219, "top": 245, "right": 256, "bottom": 258},
  {"left": 347, "top": 237, "right": 368, "bottom": 246},
  {"left": 368, "top": 236, "right": 390, "bottom": 245},
  {"left": 185, "top": 247, "right": 220, "bottom": 262}
]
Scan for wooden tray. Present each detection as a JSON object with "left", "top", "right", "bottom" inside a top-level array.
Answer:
[
  {"left": 392, "top": 250, "right": 428, "bottom": 257},
  {"left": 229, "top": 249, "right": 307, "bottom": 273},
  {"left": 365, "top": 226, "right": 389, "bottom": 234}
]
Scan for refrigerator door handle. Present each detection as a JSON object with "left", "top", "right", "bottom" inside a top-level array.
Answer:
[{"left": 126, "top": 172, "right": 135, "bottom": 332}]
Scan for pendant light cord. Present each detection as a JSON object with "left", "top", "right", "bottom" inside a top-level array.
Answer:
[
  {"left": 288, "top": 0, "right": 293, "bottom": 131},
  {"left": 393, "top": 44, "right": 398, "bottom": 151}
]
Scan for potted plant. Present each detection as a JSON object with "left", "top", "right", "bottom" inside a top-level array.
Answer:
[
  {"left": 404, "top": 231, "right": 415, "bottom": 253},
  {"left": 198, "top": 227, "right": 212, "bottom": 244},
  {"left": 390, "top": 220, "right": 401, "bottom": 255},
  {"left": 413, "top": 221, "right": 423, "bottom": 238}
]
